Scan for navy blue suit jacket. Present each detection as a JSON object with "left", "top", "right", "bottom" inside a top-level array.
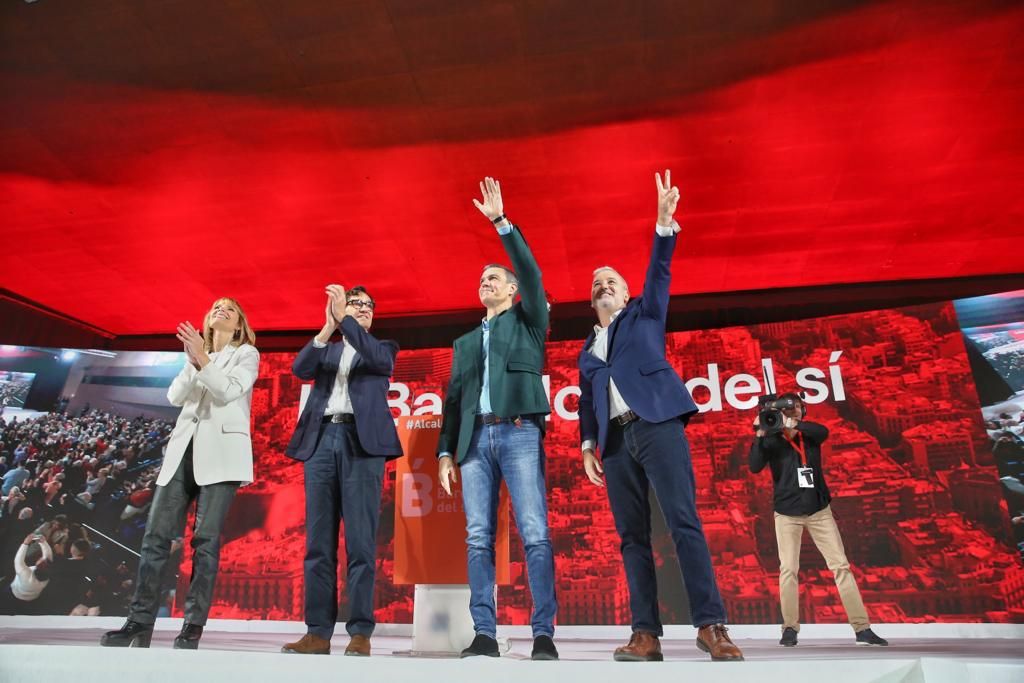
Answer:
[
  {"left": 578, "top": 230, "right": 699, "bottom": 454},
  {"left": 285, "top": 316, "right": 403, "bottom": 461}
]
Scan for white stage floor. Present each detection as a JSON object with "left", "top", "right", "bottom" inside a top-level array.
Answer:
[{"left": 1, "top": 619, "right": 1022, "bottom": 683}]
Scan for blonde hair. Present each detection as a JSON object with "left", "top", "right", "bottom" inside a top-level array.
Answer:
[{"left": 202, "top": 297, "right": 256, "bottom": 352}]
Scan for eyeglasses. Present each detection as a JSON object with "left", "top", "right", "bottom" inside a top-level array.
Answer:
[{"left": 347, "top": 299, "right": 375, "bottom": 311}]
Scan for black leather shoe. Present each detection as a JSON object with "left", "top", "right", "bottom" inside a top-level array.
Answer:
[
  {"left": 100, "top": 620, "right": 153, "bottom": 648},
  {"left": 531, "top": 635, "right": 559, "bottom": 660},
  {"left": 173, "top": 623, "right": 204, "bottom": 650},
  {"left": 460, "top": 633, "right": 500, "bottom": 658},
  {"left": 779, "top": 627, "right": 798, "bottom": 647}
]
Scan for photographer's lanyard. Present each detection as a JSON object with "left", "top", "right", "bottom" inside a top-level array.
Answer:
[
  {"left": 783, "top": 432, "right": 807, "bottom": 467},
  {"left": 785, "top": 432, "right": 815, "bottom": 489}
]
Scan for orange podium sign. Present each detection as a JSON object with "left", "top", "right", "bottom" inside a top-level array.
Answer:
[{"left": 393, "top": 420, "right": 510, "bottom": 585}]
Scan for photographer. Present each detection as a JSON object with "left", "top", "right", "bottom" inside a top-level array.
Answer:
[
  {"left": 0, "top": 533, "right": 53, "bottom": 614},
  {"left": 748, "top": 392, "right": 887, "bottom": 648}
]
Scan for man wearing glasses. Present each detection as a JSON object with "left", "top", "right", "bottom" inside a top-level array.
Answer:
[{"left": 282, "top": 285, "right": 403, "bottom": 657}]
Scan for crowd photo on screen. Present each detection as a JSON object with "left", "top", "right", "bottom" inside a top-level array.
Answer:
[{"left": 0, "top": 405, "right": 176, "bottom": 616}]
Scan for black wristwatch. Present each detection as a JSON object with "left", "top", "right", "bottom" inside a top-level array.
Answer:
[{"left": 491, "top": 214, "right": 508, "bottom": 225}]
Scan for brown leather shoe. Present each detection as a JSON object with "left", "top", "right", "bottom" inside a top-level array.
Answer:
[
  {"left": 696, "top": 624, "right": 744, "bottom": 661},
  {"left": 281, "top": 633, "right": 331, "bottom": 655},
  {"left": 345, "top": 634, "right": 371, "bottom": 657},
  {"left": 613, "top": 630, "right": 663, "bottom": 662}
]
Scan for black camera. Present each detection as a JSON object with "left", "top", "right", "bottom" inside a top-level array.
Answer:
[{"left": 757, "top": 394, "right": 801, "bottom": 437}]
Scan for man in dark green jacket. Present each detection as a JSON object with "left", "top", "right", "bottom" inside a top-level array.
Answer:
[{"left": 437, "top": 177, "right": 557, "bottom": 661}]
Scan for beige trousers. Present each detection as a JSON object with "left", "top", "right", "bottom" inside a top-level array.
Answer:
[{"left": 774, "top": 504, "right": 870, "bottom": 632}]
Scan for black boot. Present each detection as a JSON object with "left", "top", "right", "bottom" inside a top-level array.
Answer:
[
  {"left": 531, "top": 635, "right": 559, "bottom": 660},
  {"left": 173, "top": 623, "right": 204, "bottom": 650},
  {"left": 460, "top": 633, "right": 500, "bottom": 658},
  {"left": 100, "top": 620, "right": 153, "bottom": 648}
]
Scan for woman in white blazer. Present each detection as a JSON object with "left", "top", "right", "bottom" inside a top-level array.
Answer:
[{"left": 101, "top": 297, "right": 259, "bottom": 650}]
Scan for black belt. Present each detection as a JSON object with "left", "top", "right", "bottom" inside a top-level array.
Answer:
[
  {"left": 322, "top": 413, "right": 355, "bottom": 424},
  {"left": 612, "top": 410, "right": 640, "bottom": 426},
  {"left": 474, "top": 413, "right": 530, "bottom": 427}
]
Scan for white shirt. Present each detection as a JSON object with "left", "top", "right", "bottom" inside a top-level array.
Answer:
[
  {"left": 313, "top": 337, "right": 357, "bottom": 415},
  {"left": 591, "top": 308, "right": 630, "bottom": 419},
  {"left": 12, "top": 539, "right": 52, "bottom": 601},
  {"left": 583, "top": 221, "right": 679, "bottom": 454}
]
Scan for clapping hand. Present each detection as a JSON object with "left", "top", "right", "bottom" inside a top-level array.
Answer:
[
  {"left": 325, "top": 284, "right": 347, "bottom": 323},
  {"left": 176, "top": 322, "right": 206, "bottom": 368}
]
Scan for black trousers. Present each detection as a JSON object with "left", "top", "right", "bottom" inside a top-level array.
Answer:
[{"left": 128, "top": 442, "right": 239, "bottom": 625}]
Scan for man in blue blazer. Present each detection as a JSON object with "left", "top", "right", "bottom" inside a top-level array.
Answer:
[
  {"left": 578, "top": 171, "right": 743, "bottom": 662},
  {"left": 281, "top": 284, "right": 403, "bottom": 657}
]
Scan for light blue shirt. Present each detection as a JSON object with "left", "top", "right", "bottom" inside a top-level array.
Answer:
[
  {"left": 478, "top": 316, "right": 493, "bottom": 414},
  {"left": 478, "top": 224, "right": 513, "bottom": 414}
]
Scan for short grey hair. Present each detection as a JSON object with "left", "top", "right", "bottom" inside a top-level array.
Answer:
[{"left": 592, "top": 266, "right": 628, "bottom": 290}]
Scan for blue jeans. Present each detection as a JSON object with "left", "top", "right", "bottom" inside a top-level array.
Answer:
[
  {"left": 459, "top": 418, "right": 556, "bottom": 639},
  {"left": 303, "top": 422, "right": 386, "bottom": 639},
  {"left": 602, "top": 417, "right": 726, "bottom": 634}
]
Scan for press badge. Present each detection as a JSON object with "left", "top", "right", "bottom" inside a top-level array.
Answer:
[{"left": 797, "top": 467, "right": 815, "bottom": 488}]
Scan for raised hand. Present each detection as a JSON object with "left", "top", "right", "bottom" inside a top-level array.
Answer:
[
  {"left": 176, "top": 321, "right": 206, "bottom": 361},
  {"left": 655, "top": 169, "right": 681, "bottom": 227},
  {"left": 472, "top": 176, "right": 505, "bottom": 222},
  {"left": 325, "top": 284, "right": 347, "bottom": 323}
]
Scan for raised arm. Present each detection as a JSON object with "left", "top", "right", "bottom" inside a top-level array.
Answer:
[
  {"left": 748, "top": 438, "right": 770, "bottom": 474},
  {"left": 14, "top": 539, "right": 29, "bottom": 575},
  {"left": 798, "top": 421, "right": 830, "bottom": 446},
  {"left": 294, "top": 286, "right": 346, "bottom": 379},
  {"left": 639, "top": 169, "right": 682, "bottom": 322},
  {"left": 167, "top": 362, "right": 199, "bottom": 407},
  {"left": 293, "top": 340, "right": 329, "bottom": 380},
  {"left": 473, "top": 176, "right": 548, "bottom": 330}
]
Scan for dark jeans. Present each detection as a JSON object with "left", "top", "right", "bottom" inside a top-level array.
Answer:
[
  {"left": 303, "top": 421, "right": 386, "bottom": 639},
  {"left": 129, "top": 442, "right": 239, "bottom": 625},
  {"left": 602, "top": 417, "right": 726, "bottom": 634}
]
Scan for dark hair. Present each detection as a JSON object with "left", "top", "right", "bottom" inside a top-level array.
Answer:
[
  {"left": 34, "top": 563, "right": 51, "bottom": 582},
  {"left": 348, "top": 285, "right": 374, "bottom": 304},
  {"left": 71, "top": 539, "right": 91, "bottom": 556},
  {"left": 481, "top": 264, "right": 518, "bottom": 287},
  {"left": 778, "top": 392, "right": 807, "bottom": 417}
]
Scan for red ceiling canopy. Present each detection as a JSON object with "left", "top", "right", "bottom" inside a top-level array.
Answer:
[{"left": 1, "top": 1, "right": 1022, "bottom": 335}]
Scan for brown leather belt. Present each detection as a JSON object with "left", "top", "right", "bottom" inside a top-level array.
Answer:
[{"left": 612, "top": 410, "right": 640, "bottom": 426}]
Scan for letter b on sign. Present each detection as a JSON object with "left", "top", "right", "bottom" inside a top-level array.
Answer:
[{"left": 401, "top": 472, "right": 433, "bottom": 518}]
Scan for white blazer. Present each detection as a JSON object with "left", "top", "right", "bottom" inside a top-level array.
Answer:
[{"left": 159, "top": 343, "right": 260, "bottom": 487}]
